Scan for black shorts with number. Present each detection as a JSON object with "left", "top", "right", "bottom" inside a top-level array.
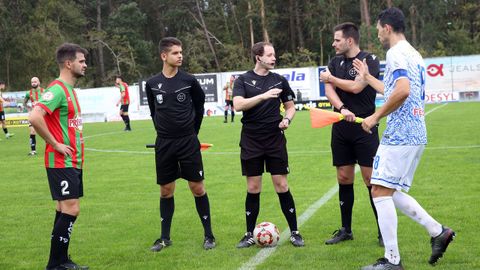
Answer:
[
  {"left": 120, "top": 104, "right": 129, "bottom": 113},
  {"left": 225, "top": 100, "right": 233, "bottom": 107},
  {"left": 46, "top": 168, "right": 84, "bottom": 200},
  {"left": 240, "top": 130, "right": 289, "bottom": 176},
  {"left": 155, "top": 134, "right": 204, "bottom": 185},
  {"left": 0, "top": 111, "right": 5, "bottom": 121},
  {"left": 331, "top": 121, "right": 379, "bottom": 167}
]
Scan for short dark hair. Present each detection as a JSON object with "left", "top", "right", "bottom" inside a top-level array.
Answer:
[
  {"left": 251, "top": 41, "right": 273, "bottom": 63},
  {"left": 0, "top": 80, "right": 4, "bottom": 85},
  {"left": 333, "top": 22, "right": 360, "bottom": 44},
  {"left": 56, "top": 43, "right": 88, "bottom": 65},
  {"left": 159, "top": 37, "right": 182, "bottom": 54},
  {"left": 115, "top": 75, "right": 123, "bottom": 81},
  {"left": 378, "top": 7, "right": 406, "bottom": 33}
]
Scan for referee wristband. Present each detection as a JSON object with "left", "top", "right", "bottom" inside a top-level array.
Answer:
[
  {"left": 339, "top": 105, "right": 348, "bottom": 111},
  {"left": 283, "top": 117, "right": 291, "bottom": 124}
]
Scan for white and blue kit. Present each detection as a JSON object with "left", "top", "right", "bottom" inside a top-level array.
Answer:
[{"left": 371, "top": 40, "right": 427, "bottom": 191}]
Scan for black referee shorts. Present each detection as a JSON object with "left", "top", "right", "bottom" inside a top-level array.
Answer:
[
  {"left": 331, "top": 121, "right": 379, "bottom": 167},
  {"left": 0, "top": 111, "right": 5, "bottom": 121},
  {"left": 120, "top": 104, "right": 129, "bottom": 113},
  {"left": 46, "top": 168, "right": 84, "bottom": 201},
  {"left": 240, "top": 130, "right": 289, "bottom": 176},
  {"left": 155, "top": 134, "right": 204, "bottom": 185}
]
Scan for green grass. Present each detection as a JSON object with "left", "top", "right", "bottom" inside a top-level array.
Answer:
[{"left": 0, "top": 102, "right": 479, "bottom": 270}]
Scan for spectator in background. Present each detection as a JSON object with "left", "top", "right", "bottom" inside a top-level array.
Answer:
[{"left": 296, "top": 89, "right": 302, "bottom": 102}]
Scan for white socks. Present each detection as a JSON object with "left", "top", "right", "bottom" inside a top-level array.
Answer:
[
  {"left": 373, "top": 191, "right": 444, "bottom": 265},
  {"left": 392, "top": 191, "right": 442, "bottom": 237},
  {"left": 373, "top": 196, "right": 400, "bottom": 265}
]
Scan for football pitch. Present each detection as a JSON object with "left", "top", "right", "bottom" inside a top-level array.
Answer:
[{"left": 0, "top": 102, "right": 479, "bottom": 270}]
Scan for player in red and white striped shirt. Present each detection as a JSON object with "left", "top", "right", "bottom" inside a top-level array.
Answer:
[
  {"left": 0, "top": 81, "right": 14, "bottom": 140},
  {"left": 29, "top": 43, "right": 89, "bottom": 270},
  {"left": 115, "top": 76, "right": 131, "bottom": 131},
  {"left": 24, "top": 76, "right": 45, "bottom": 155}
]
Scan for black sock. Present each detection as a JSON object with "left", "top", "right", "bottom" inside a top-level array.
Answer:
[
  {"left": 231, "top": 111, "right": 234, "bottom": 122},
  {"left": 3, "top": 128, "right": 7, "bottom": 134},
  {"left": 30, "top": 134, "right": 36, "bottom": 151},
  {"left": 277, "top": 190, "right": 298, "bottom": 232},
  {"left": 47, "top": 213, "right": 77, "bottom": 268},
  {"left": 245, "top": 192, "right": 260, "bottom": 233},
  {"left": 224, "top": 110, "right": 228, "bottom": 121},
  {"left": 339, "top": 184, "right": 354, "bottom": 233},
  {"left": 194, "top": 193, "right": 214, "bottom": 238},
  {"left": 120, "top": 115, "right": 127, "bottom": 124},
  {"left": 367, "top": 186, "right": 381, "bottom": 237},
  {"left": 125, "top": 116, "right": 130, "bottom": 128},
  {"left": 53, "top": 210, "right": 61, "bottom": 226},
  {"left": 160, "top": 197, "right": 174, "bottom": 240}
]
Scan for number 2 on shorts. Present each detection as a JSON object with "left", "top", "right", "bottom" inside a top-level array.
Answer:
[{"left": 61, "top": 180, "right": 70, "bottom": 195}]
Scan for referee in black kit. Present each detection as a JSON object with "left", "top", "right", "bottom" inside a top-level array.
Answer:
[
  {"left": 233, "top": 41, "right": 304, "bottom": 248},
  {"left": 319, "top": 22, "right": 382, "bottom": 246},
  {"left": 145, "top": 37, "right": 215, "bottom": 252}
]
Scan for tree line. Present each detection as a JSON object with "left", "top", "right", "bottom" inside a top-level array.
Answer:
[{"left": 0, "top": 0, "right": 478, "bottom": 90}]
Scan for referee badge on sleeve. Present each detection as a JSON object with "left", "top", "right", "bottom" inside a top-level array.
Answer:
[{"left": 156, "top": 94, "right": 163, "bottom": 104}]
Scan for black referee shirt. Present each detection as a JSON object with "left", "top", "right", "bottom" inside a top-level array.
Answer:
[
  {"left": 146, "top": 70, "right": 205, "bottom": 138},
  {"left": 328, "top": 51, "right": 380, "bottom": 118},
  {"left": 233, "top": 70, "right": 295, "bottom": 133}
]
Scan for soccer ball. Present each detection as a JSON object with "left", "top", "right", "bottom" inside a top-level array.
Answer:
[{"left": 253, "top": 222, "right": 280, "bottom": 247}]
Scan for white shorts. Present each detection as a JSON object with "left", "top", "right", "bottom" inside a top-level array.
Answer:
[{"left": 370, "top": 144, "right": 425, "bottom": 192}]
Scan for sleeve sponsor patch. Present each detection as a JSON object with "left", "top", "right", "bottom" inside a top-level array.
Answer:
[{"left": 42, "top": 92, "right": 54, "bottom": 101}]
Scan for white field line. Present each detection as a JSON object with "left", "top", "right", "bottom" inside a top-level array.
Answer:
[
  {"left": 82, "top": 105, "right": 458, "bottom": 268},
  {"left": 238, "top": 185, "right": 339, "bottom": 270},
  {"left": 83, "top": 144, "right": 480, "bottom": 155},
  {"left": 83, "top": 131, "right": 126, "bottom": 139},
  {"left": 84, "top": 103, "right": 454, "bottom": 155},
  {"left": 237, "top": 103, "right": 450, "bottom": 270},
  {"left": 425, "top": 102, "right": 448, "bottom": 116}
]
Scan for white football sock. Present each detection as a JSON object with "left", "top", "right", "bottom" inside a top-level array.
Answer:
[
  {"left": 392, "top": 191, "right": 442, "bottom": 237},
  {"left": 374, "top": 196, "right": 400, "bottom": 265}
]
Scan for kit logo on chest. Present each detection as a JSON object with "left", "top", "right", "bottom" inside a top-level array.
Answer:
[
  {"left": 348, "top": 68, "right": 358, "bottom": 77},
  {"left": 177, "top": 93, "right": 186, "bottom": 102}
]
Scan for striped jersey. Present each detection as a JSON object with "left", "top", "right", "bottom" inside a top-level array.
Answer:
[
  {"left": 25, "top": 87, "right": 45, "bottom": 106},
  {"left": 382, "top": 40, "right": 427, "bottom": 145},
  {"left": 36, "top": 79, "right": 84, "bottom": 169},
  {"left": 118, "top": 82, "right": 130, "bottom": 105}
]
